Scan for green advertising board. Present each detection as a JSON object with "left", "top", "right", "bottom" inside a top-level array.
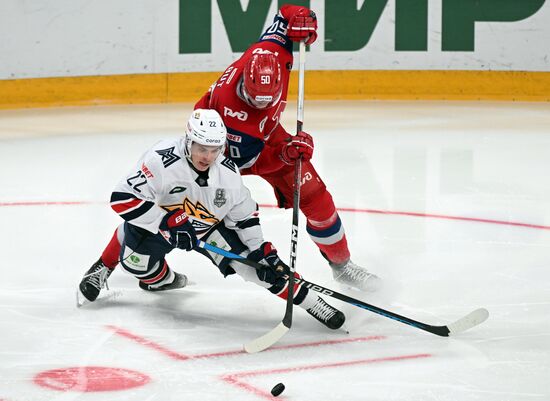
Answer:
[{"left": 179, "top": 0, "right": 545, "bottom": 53}]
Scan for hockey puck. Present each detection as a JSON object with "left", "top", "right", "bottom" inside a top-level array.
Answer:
[{"left": 271, "top": 382, "right": 285, "bottom": 397}]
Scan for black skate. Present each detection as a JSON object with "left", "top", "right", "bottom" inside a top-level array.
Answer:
[
  {"left": 139, "top": 272, "right": 188, "bottom": 292},
  {"left": 306, "top": 296, "right": 346, "bottom": 330},
  {"left": 77, "top": 259, "right": 113, "bottom": 305}
]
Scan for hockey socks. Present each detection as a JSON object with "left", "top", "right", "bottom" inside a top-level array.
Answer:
[{"left": 101, "top": 227, "right": 123, "bottom": 269}]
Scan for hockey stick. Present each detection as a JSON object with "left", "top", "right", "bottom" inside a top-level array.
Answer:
[
  {"left": 242, "top": 41, "right": 308, "bottom": 353},
  {"left": 198, "top": 240, "right": 489, "bottom": 337}
]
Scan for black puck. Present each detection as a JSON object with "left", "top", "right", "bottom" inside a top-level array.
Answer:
[{"left": 271, "top": 382, "right": 285, "bottom": 396}]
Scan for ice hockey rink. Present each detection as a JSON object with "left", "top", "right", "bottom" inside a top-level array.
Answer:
[{"left": 1, "top": 100, "right": 550, "bottom": 401}]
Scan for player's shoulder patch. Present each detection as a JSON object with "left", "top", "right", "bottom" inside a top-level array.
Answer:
[
  {"left": 220, "top": 157, "right": 238, "bottom": 173},
  {"left": 155, "top": 146, "right": 181, "bottom": 168}
]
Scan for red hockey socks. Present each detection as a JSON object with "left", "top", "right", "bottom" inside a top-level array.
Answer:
[{"left": 100, "top": 228, "right": 122, "bottom": 269}]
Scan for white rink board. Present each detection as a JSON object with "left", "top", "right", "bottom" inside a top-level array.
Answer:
[{"left": 1, "top": 0, "right": 550, "bottom": 79}]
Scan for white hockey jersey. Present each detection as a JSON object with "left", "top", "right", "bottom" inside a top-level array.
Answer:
[{"left": 110, "top": 137, "right": 264, "bottom": 251}]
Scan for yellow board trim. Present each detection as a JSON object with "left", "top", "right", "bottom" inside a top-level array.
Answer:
[{"left": 1, "top": 70, "right": 549, "bottom": 109}]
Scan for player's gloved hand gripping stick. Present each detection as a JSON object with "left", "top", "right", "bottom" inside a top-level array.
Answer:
[{"left": 159, "top": 209, "right": 197, "bottom": 251}]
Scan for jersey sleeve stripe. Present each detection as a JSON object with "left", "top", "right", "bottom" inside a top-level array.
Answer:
[
  {"left": 117, "top": 201, "right": 155, "bottom": 222},
  {"left": 111, "top": 198, "right": 144, "bottom": 214},
  {"left": 110, "top": 191, "right": 156, "bottom": 221},
  {"left": 236, "top": 217, "right": 260, "bottom": 229},
  {"left": 111, "top": 191, "right": 138, "bottom": 202}
]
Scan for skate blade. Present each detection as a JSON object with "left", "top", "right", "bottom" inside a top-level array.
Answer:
[
  {"left": 336, "top": 278, "right": 383, "bottom": 294},
  {"left": 76, "top": 288, "right": 90, "bottom": 308},
  {"left": 340, "top": 323, "right": 351, "bottom": 335},
  {"left": 76, "top": 288, "right": 122, "bottom": 307}
]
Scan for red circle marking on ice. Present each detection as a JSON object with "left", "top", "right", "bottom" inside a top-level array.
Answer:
[{"left": 33, "top": 366, "right": 150, "bottom": 392}]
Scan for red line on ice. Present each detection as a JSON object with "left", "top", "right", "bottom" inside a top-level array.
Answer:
[
  {"left": 0, "top": 201, "right": 90, "bottom": 206},
  {"left": 192, "top": 336, "right": 385, "bottom": 360},
  {"left": 220, "top": 353, "right": 432, "bottom": 400},
  {"left": 106, "top": 325, "right": 384, "bottom": 361},
  {"left": 257, "top": 203, "right": 550, "bottom": 230},
  {"left": 2, "top": 200, "right": 549, "bottom": 230},
  {"left": 106, "top": 325, "right": 192, "bottom": 360}
]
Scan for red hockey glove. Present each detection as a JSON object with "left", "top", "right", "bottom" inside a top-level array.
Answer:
[
  {"left": 248, "top": 242, "right": 289, "bottom": 284},
  {"left": 280, "top": 4, "right": 318, "bottom": 45},
  {"left": 159, "top": 210, "right": 197, "bottom": 251},
  {"left": 281, "top": 131, "right": 314, "bottom": 165}
]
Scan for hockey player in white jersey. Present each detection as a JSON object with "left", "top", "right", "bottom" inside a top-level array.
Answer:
[{"left": 77, "top": 109, "right": 345, "bottom": 330}]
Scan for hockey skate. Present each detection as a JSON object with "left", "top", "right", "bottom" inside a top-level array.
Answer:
[
  {"left": 306, "top": 296, "right": 346, "bottom": 330},
  {"left": 139, "top": 272, "right": 188, "bottom": 292},
  {"left": 77, "top": 258, "right": 113, "bottom": 305},
  {"left": 331, "top": 259, "right": 382, "bottom": 292}
]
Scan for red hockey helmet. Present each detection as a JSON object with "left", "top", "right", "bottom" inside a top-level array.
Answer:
[{"left": 242, "top": 52, "right": 283, "bottom": 109}]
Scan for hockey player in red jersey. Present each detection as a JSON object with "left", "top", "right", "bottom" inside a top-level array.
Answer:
[
  {"left": 77, "top": 109, "right": 345, "bottom": 330},
  {"left": 195, "top": 4, "right": 380, "bottom": 292}
]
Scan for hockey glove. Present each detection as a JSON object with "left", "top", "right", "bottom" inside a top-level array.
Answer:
[
  {"left": 248, "top": 242, "right": 289, "bottom": 284},
  {"left": 280, "top": 4, "right": 318, "bottom": 45},
  {"left": 281, "top": 131, "right": 314, "bottom": 165},
  {"left": 159, "top": 210, "right": 197, "bottom": 251}
]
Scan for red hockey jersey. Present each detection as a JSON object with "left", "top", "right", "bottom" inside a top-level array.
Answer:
[{"left": 195, "top": 13, "right": 295, "bottom": 176}]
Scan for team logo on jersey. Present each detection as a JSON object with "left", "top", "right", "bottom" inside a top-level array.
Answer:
[
  {"left": 155, "top": 147, "right": 181, "bottom": 168},
  {"left": 169, "top": 186, "right": 186, "bottom": 194},
  {"left": 213, "top": 189, "right": 226, "bottom": 207},
  {"left": 224, "top": 106, "right": 248, "bottom": 121},
  {"left": 221, "top": 157, "right": 237, "bottom": 173},
  {"left": 162, "top": 198, "right": 220, "bottom": 234}
]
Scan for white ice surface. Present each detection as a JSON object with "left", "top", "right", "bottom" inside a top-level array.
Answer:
[{"left": 1, "top": 101, "right": 550, "bottom": 400}]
